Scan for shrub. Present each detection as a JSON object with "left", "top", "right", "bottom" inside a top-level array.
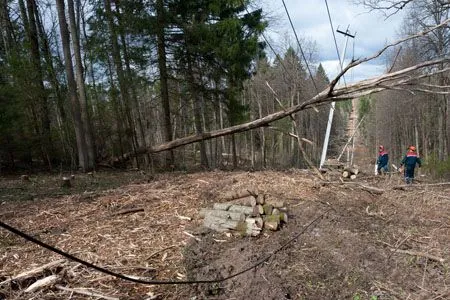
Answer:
[{"left": 424, "top": 154, "right": 450, "bottom": 180}]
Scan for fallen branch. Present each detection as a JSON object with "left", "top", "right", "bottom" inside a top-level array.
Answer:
[
  {"left": 359, "top": 184, "right": 384, "bottom": 195},
  {"left": 373, "top": 281, "right": 407, "bottom": 300},
  {"left": 0, "top": 259, "right": 65, "bottom": 287},
  {"left": 110, "top": 207, "right": 144, "bottom": 216},
  {"left": 430, "top": 289, "right": 450, "bottom": 300},
  {"left": 320, "top": 181, "right": 384, "bottom": 194},
  {"left": 24, "top": 275, "right": 60, "bottom": 293},
  {"left": 393, "top": 182, "right": 450, "bottom": 190},
  {"left": 55, "top": 285, "right": 119, "bottom": 300},
  {"left": 145, "top": 244, "right": 179, "bottom": 261},
  {"left": 390, "top": 248, "right": 445, "bottom": 264}
]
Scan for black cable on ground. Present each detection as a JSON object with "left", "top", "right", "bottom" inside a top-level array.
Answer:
[{"left": 0, "top": 209, "right": 329, "bottom": 286}]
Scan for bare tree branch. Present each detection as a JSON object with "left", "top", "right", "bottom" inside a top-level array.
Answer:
[
  {"left": 111, "top": 18, "right": 450, "bottom": 165},
  {"left": 354, "top": 0, "right": 414, "bottom": 18},
  {"left": 328, "top": 18, "right": 450, "bottom": 92}
]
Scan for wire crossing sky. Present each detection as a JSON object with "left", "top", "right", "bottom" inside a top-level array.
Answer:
[{"left": 262, "top": 0, "right": 406, "bottom": 83}]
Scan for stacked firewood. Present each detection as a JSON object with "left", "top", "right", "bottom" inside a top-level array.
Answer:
[
  {"left": 200, "top": 188, "right": 288, "bottom": 237},
  {"left": 342, "top": 166, "right": 360, "bottom": 180}
]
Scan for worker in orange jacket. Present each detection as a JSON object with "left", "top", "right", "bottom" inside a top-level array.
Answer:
[
  {"left": 400, "top": 146, "right": 422, "bottom": 184},
  {"left": 377, "top": 145, "right": 389, "bottom": 174}
]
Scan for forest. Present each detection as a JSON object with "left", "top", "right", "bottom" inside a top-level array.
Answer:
[
  {"left": 1, "top": 0, "right": 447, "bottom": 175},
  {"left": 0, "top": 1, "right": 450, "bottom": 299}
]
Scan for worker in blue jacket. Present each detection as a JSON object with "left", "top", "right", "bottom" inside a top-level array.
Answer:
[
  {"left": 377, "top": 145, "right": 389, "bottom": 174},
  {"left": 400, "top": 146, "right": 422, "bottom": 184}
]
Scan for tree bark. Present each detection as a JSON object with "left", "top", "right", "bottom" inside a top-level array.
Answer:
[
  {"left": 67, "top": 0, "right": 95, "bottom": 170},
  {"left": 156, "top": 0, "right": 174, "bottom": 168},
  {"left": 0, "top": 0, "right": 13, "bottom": 57},
  {"left": 33, "top": 1, "right": 71, "bottom": 162},
  {"left": 104, "top": 0, "right": 139, "bottom": 168},
  {"left": 186, "top": 53, "right": 208, "bottom": 168},
  {"left": 25, "top": 0, "right": 52, "bottom": 169},
  {"left": 56, "top": 0, "right": 88, "bottom": 171}
]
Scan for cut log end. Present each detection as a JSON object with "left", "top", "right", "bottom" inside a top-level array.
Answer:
[{"left": 61, "top": 177, "right": 71, "bottom": 188}]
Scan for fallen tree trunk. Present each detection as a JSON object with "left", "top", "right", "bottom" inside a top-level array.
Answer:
[{"left": 110, "top": 18, "right": 450, "bottom": 165}]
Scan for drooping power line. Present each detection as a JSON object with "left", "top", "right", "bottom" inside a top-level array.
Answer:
[
  {"left": 281, "top": 0, "right": 319, "bottom": 94},
  {"left": 324, "top": 0, "right": 343, "bottom": 74}
]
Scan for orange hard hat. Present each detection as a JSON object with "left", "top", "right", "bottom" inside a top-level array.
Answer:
[{"left": 409, "top": 145, "right": 416, "bottom": 151}]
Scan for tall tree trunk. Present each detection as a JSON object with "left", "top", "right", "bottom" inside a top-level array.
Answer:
[
  {"left": 185, "top": 50, "right": 208, "bottom": 168},
  {"left": 104, "top": 0, "right": 139, "bottom": 168},
  {"left": 257, "top": 98, "right": 266, "bottom": 168},
  {"left": 0, "top": 0, "right": 13, "bottom": 58},
  {"left": 67, "top": 0, "right": 95, "bottom": 169},
  {"left": 33, "top": 0, "right": 71, "bottom": 162},
  {"left": 24, "top": 0, "right": 52, "bottom": 169},
  {"left": 156, "top": 0, "right": 174, "bottom": 168},
  {"left": 192, "top": 91, "right": 208, "bottom": 168},
  {"left": 114, "top": 0, "right": 149, "bottom": 167},
  {"left": 106, "top": 57, "right": 125, "bottom": 158},
  {"left": 56, "top": 0, "right": 88, "bottom": 171}
]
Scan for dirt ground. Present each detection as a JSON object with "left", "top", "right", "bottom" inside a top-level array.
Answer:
[{"left": 0, "top": 169, "right": 449, "bottom": 299}]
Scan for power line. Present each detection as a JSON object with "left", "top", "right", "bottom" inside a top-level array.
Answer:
[
  {"left": 242, "top": 3, "right": 293, "bottom": 77},
  {"left": 261, "top": 31, "right": 292, "bottom": 76},
  {"left": 281, "top": 0, "right": 319, "bottom": 94},
  {"left": 324, "top": 0, "right": 347, "bottom": 86},
  {"left": 0, "top": 211, "right": 329, "bottom": 286}
]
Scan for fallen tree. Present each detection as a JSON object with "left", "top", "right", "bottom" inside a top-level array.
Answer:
[{"left": 111, "top": 19, "right": 450, "bottom": 165}]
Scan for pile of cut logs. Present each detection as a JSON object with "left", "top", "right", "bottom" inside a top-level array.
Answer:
[
  {"left": 342, "top": 166, "right": 360, "bottom": 180},
  {"left": 200, "top": 188, "right": 288, "bottom": 237}
]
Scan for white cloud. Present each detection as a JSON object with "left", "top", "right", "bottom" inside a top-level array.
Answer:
[
  {"left": 320, "top": 59, "right": 387, "bottom": 84},
  {"left": 261, "top": 0, "right": 406, "bottom": 82}
]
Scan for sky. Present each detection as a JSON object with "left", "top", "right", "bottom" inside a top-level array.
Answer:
[{"left": 260, "top": 0, "right": 407, "bottom": 83}]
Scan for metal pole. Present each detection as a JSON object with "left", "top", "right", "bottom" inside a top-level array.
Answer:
[{"left": 319, "top": 32, "right": 351, "bottom": 169}]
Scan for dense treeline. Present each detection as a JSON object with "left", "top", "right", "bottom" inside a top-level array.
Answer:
[
  {"left": 0, "top": 0, "right": 346, "bottom": 172},
  {"left": 0, "top": 0, "right": 448, "bottom": 176},
  {"left": 356, "top": 0, "right": 450, "bottom": 178}
]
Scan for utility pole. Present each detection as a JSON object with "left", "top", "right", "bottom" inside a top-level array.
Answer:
[{"left": 319, "top": 26, "right": 355, "bottom": 169}]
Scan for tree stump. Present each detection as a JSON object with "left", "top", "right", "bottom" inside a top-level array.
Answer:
[{"left": 61, "top": 177, "right": 71, "bottom": 188}]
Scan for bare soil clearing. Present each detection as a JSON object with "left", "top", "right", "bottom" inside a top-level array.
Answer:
[{"left": 1, "top": 170, "right": 449, "bottom": 299}]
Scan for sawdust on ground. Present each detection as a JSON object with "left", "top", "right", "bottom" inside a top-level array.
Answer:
[{"left": 1, "top": 169, "right": 449, "bottom": 299}]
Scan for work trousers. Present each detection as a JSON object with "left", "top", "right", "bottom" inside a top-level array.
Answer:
[{"left": 404, "top": 166, "right": 415, "bottom": 184}]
